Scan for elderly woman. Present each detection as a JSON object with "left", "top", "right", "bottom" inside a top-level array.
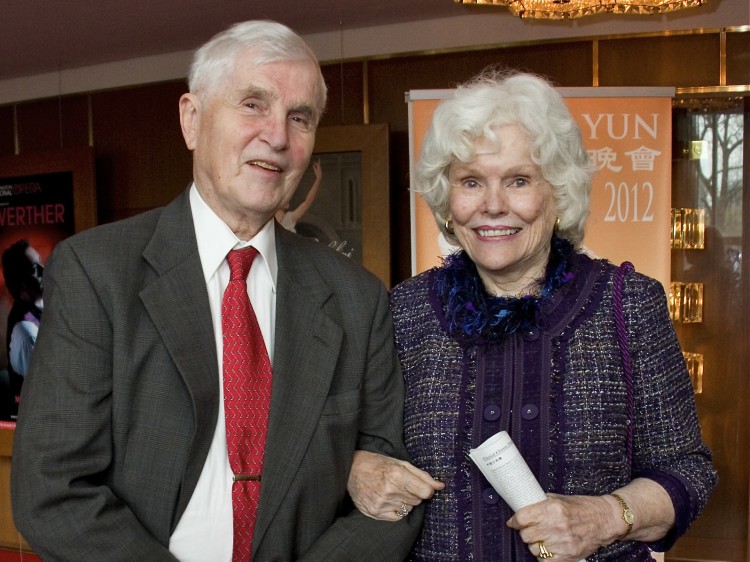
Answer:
[{"left": 348, "top": 70, "right": 716, "bottom": 561}]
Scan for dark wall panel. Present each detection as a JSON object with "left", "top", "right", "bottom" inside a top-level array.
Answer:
[
  {"left": 727, "top": 31, "right": 750, "bottom": 86},
  {"left": 320, "top": 61, "right": 364, "bottom": 127},
  {"left": 0, "top": 106, "right": 14, "bottom": 157},
  {"left": 16, "top": 95, "right": 90, "bottom": 154},
  {"left": 599, "top": 34, "right": 720, "bottom": 87},
  {"left": 91, "top": 81, "right": 192, "bottom": 223}
]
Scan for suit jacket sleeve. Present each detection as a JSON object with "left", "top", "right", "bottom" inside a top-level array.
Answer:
[
  {"left": 296, "top": 282, "right": 423, "bottom": 561},
  {"left": 11, "top": 237, "right": 177, "bottom": 561}
]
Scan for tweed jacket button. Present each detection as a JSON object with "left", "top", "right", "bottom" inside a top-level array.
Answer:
[
  {"left": 483, "top": 404, "right": 501, "bottom": 421},
  {"left": 482, "top": 488, "right": 500, "bottom": 505},
  {"left": 521, "top": 403, "right": 539, "bottom": 420},
  {"left": 522, "top": 327, "right": 540, "bottom": 341}
]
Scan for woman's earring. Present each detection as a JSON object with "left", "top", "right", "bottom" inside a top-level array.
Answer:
[
  {"left": 554, "top": 217, "right": 561, "bottom": 231},
  {"left": 444, "top": 218, "right": 454, "bottom": 235}
]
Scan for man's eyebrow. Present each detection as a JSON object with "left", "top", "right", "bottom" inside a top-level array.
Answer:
[{"left": 237, "top": 85, "right": 273, "bottom": 101}]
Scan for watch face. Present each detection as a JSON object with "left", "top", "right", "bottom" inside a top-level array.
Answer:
[{"left": 624, "top": 509, "right": 635, "bottom": 525}]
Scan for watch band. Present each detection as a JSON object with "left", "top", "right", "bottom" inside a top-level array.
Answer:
[{"left": 611, "top": 493, "right": 634, "bottom": 537}]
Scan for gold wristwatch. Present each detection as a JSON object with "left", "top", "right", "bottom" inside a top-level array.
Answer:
[{"left": 611, "top": 493, "right": 634, "bottom": 536}]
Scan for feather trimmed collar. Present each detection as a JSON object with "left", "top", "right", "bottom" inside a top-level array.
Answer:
[{"left": 434, "top": 236, "right": 575, "bottom": 345}]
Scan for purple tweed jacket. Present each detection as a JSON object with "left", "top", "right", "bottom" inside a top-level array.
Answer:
[{"left": 390, "top": 250, "right": 716, "bottom": 562}]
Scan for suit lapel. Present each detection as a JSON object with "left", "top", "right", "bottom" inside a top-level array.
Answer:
[
  {"left": 252, "top": 226, "right": 343, "bottom": 549},
  {"left": 139, "top": 190, "right": 220, "bottom": 522}
]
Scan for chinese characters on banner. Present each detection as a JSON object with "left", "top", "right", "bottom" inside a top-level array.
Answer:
[
  {"left": 562, "top": 91, "right": 673, "bottom": 290},
  {"left": 407, "top": 88, "right": 674, "bottom": 291}
]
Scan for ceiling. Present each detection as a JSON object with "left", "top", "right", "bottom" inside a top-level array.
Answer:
[{"left": 1, "top": 1, "right": 481, "bottom": 82}]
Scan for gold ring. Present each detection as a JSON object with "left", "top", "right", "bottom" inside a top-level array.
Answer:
[
  {"left": 395, "top": 502, "right": 409, "bottom": 518},
  {"left": 538, "top": 541, "right": 554, "bottom": 559}
]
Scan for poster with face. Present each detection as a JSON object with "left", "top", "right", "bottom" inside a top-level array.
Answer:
[{"left": 0, "top": 171, "right": 76, "bottom": 421}]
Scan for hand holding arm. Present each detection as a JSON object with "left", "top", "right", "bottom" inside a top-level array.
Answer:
[{"left": 347, "top": 450, "right": 444, "bottom": 521}]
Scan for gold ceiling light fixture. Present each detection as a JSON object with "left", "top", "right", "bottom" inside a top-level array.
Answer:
[{"left": 456, "top": 0, "right": 708, "bottom": 19}]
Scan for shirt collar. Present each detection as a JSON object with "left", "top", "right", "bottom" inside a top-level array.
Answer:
[{"left": 189, "top": 184, "right": 278, "bottom": 290}]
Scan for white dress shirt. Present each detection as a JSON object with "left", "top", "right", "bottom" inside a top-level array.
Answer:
[{"left": 169, "top": 184, "right": 278, "bottom": 561}]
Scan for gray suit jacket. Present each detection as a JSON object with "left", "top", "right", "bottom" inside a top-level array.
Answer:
[{"left": 11, "top": 189, "right": 421, "bottom": 561}]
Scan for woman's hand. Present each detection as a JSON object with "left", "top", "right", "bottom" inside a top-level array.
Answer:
[
  {"left": 508, "top": 480, "right": 674, "bottom": 561},
  {"left": 507, "top": 494, "right": 625, "bottom": 561},
  {"left": 347, "top": 450, "right": 445, "bottom": 521}
]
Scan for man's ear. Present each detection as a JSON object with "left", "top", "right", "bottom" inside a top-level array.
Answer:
[{"left": 179, "top": 93, "right": 200, "bottom": 150}]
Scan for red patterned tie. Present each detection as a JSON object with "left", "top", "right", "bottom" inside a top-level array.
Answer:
[{"left": 223, "top": 247, "right": 272, "bottom": 561}]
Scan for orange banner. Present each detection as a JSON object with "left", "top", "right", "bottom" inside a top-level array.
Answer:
[{"left": 408, "top": 88, "right": 674, "bottom": 290}]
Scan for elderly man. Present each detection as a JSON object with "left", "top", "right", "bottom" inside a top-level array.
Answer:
[{"left": 12, "top": 20, "right": 420, "bottom": 561}]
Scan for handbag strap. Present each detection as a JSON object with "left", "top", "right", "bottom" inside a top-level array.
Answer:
[{"left": 613, "top": 261, "right": 635, "bottom": 473}]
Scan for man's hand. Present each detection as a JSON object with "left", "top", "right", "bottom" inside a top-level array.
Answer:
[{"left": 347, "top": 450, "right": 444, "bottom": 521}]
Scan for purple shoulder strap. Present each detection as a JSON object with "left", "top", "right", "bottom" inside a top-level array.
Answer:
[{"left": 613, "top": 261, "right": 635, "bottom": 472}]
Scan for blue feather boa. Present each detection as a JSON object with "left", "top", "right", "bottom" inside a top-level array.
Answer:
[{"left": 434, "top": 236, "right": 575, "bottom": 345}]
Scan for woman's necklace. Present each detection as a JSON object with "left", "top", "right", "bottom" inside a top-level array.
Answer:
[{"left": 485, "top": 276, "right": 544, "bottom": 299}]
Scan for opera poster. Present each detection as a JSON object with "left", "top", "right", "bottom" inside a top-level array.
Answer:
[{"left": 0, "top": 171, "right": 75, "bottom": 421}]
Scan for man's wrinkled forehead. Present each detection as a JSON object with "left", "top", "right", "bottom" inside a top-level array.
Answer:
[{"left": 221, "top": 49, "right": 325, "bottom": 116}]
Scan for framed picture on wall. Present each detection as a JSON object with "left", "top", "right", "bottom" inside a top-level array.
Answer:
[
  {"left": 0, "top": 146, "right": 96, "bottom": 425},
  {"left": 280, "top": 124, "right": 391, "bottom": 287}
]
